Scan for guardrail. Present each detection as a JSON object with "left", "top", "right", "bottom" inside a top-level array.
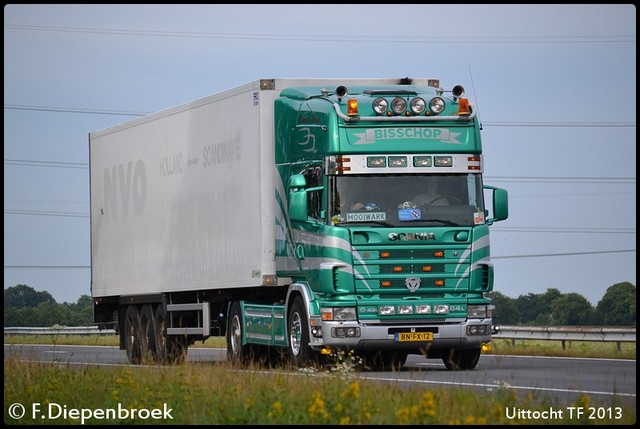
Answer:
[
  {"left": 4, "top": 326, "right": 116, "bottom": 336},
  {"left": 5, "top": 325, "right": 636, "bottom": 348},
  {"left": 492, "top": 325, "right": 636, "bottom": 352}
]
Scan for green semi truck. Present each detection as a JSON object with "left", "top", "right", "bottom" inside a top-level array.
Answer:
[{"left": 89, "top": 78, "right": 508, "bottom": 370}]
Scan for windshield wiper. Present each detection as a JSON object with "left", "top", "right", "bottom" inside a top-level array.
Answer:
[
  {"left": 400, "top": 218, "right": 460, "bottom": 226},
  {"left": 420, "top": 218, "right": 460, "bottom": 226}
]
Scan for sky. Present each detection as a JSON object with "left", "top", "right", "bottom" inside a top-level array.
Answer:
[{"left": 4, "top": 4, "right": 636, "bottom": 306}]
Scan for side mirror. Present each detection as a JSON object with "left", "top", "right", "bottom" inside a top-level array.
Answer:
[
  {"left": 483, "top": 185, "right": 508, "bottom": 224},
  {"left": 289, "top": 173, "right": 306, "bottom": 190},
  {"left": 492, "top": 188, "right": 508, "bottom": 221},
  {"left": 289, "top": 174, "right": 308, "bottom": 222}
]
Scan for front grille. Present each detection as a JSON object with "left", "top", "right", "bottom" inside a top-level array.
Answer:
[
  {"left": 384, "top": 293, "right": 445, "bottom": 299},
  {"left": 379, "top": 263, "right": 445, "bottom": 274},
  {"left": 380, "top": 318, "right": 446, "bottom": 324},
  {"left": 388, "top": 279, "right": 445, "bottom": 288},
  {"left": 382, "top": 249, "right": 443, "bottom": 259}
]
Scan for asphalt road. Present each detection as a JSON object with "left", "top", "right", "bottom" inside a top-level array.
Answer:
[{"left": 5, "top": 343, "right": 636, "bottom": 411}]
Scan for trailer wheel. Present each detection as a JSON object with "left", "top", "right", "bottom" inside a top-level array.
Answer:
[
  {"left": 227, "top": 302, "right": 251, "bottom": 366},
  {"left": 124, "top": 305, "right": 142, "bottom": 364},
  {"left": 154, "top": 304, "right": 187, "bottom": 365},
  {"left": 288, "top": 296, "right": 314, "bottom": 367},
  {"left": 442, "top": 347, "right": 481, "bottom": 370},
  {"left": 139, "top": 304, "right": 157, "bottom": 363}
]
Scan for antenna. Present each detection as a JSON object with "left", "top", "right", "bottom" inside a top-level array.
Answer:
[{"left": 467, "top": 65, "right": 482, "bottom": 130}]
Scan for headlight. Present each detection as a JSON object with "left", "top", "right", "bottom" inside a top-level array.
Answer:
[
  {"left": 379, "top": 305, "right": 395, "bottom": 315},
  {"left": 434, "top": 304, "right": 449, "bottom": 314},
  {"left": 321, "top": 307, "right": 357, "bottom": 321},
  {"left": 410, "top": 97, "right": 426, "bottom": 114},
  {"left": 468, "top": 305, "right": 488, "bottom": 318},
  {"left": 372, "top": 97, "right": 388, "bottom": 115},
  {"left": 397, "top": 305, "right": 413, "bottom": 315},
  {"left": 429, "top": 97, "right": 445, "bottom": 114},
  {"left": 416, "top": 304, "right": 431, "bottom": 314},
  {"left": 391, "top": 97, "right": 407, "bottom": 115}
]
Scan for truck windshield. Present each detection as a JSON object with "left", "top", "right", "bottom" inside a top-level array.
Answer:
[{"left": 328, "top": 174, "right": 485, "bottom": 227}]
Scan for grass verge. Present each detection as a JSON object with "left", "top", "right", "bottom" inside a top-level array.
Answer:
[{"left": 4, "top": 356, "right": 635, "bottom": 425}]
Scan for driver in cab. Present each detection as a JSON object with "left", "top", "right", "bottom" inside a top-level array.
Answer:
[{"left": 398, "top": 176, "right": 449, "bottom": 209}]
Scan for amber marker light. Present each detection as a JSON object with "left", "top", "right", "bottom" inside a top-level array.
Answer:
[
  {"left": 458, "top": 98, "right": 470, "bottom": 116},
  {"left": 335, "top": 156, "right": 351, "bottom": 172},
  {"left": 467, "top": 155, "right": 481, "bottom": 171},
  {"left": 435, "top": 279, "right": 445, "bottom": 286},
  {"left": 422, "top": 265, "right": 432, "bottom": 272},
  {"left": 347, "top": 99, "right": 359, "bottom": 116},
  {"left": 381, "top": 280, "right": 391, "bottom": 287},
  {"left": 380, "top": 251, "right": 390, "bottom": 258},
  {"left": 393, "top": 266, "right": 403, "bottom": 272},
  {"left": 434, "top": 251, "right": 444, "bottom": 257},
  {"left": 321, "top": 309, "right": 333, "bottom": 321}
]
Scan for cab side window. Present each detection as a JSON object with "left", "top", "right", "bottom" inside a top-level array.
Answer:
[{"left": 303, "top": 165, "right": 323, "bottom": 221}]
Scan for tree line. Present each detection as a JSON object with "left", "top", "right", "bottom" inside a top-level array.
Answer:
[{"left": 3, "top": 282, "right": 636, "bottom": 328}]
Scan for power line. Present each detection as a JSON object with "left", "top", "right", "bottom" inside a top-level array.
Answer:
[
  {"left": 3, "top": 104, "right": 637, "bottom": 128},
  {"left": 5, "top": 159, "right": 88, "bottom": 169},
  {"left": 493, "top": 227, "right": 635, "bottom": 234},
  {"left": 4, "top": 104, "right": 147, "bottom": 117},
  {"left": 4, "top": 265, "right": 89, "bottom": 269},
  {"left": 4, "top": 24, "right": 636, "bottom": 44},
  {"left": 4, "top": 159, "right": 636, "bottom": 187},
  {"left": 4, "top": 248, "right": 635, "bottom": 269},
  {"left": 492, "top": 249, "right": 635, "bottom": 259},
  {"left": 482, "top": 121, "right": 635, "bottom": 128},
  {"left": 3, "top": 209, "right": 635, "bottom": 235},
  {"left": 4, "top": 209, "right": 89, "bottom": 218},
  {"left": 486, "top": 177, "right": 636, "bottom": 184},
  {"left": 487, "top": 176, "right": 636, "bottom": 180}
]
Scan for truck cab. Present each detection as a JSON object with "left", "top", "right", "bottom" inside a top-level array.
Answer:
[{"left": 277, "top": 80, "right": 508, "bottom": 369}]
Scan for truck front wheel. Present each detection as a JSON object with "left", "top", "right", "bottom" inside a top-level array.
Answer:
[
  {"left": 227, "top": 302, "right": 251, "bottom": 366},
  {"left": 288, "top": 296, "right": 314, "bottom": 367},
  {"left": 363, "top": 351, "right": 407, "bottom": 371},
  {"left": 442, "top": 347, "right": 481, "bottom": 370}
]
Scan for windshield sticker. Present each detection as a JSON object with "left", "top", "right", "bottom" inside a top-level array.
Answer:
[
  {"left": 398, "top": 208, "right": 422, "bottom": 221},
  {"left": 346, "top": 212, "right": 387, "bottom": 222},
  {"left": 474, "top": 211, "right": 485, "bottom": 225}
]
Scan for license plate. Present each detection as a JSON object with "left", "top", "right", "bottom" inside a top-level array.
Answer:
[{"left": 395, "top": 332, "right": 433, "bottom": 342}]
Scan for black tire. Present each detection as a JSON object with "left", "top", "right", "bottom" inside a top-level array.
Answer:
[
  {"left": 442, "top": 347, "right": 481, "bottom": 370},
  {"left": 227, "top": 302, "right": 251, "bottom": 366},
  {"left": 288, "top": 296, "right": 314, "bottom": 367},
  {"left": 139, "top": 304, "right": 157, "bottom": 364},
  {"left": 363, "top": 351, "right": 407, "bottom": 371},
  {"left": 154, "top": 304, "right": 188, "bottom": 365},
  {"left": 124, "top": 305, "right": 142, "bottom": 365}
]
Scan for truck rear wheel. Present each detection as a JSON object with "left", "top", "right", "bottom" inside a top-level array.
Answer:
[
  {"left": 124, "top": 305, "right": 142, "bottom": 364},
  {"left": 154, "top": 304, "right": 187, "bottom": 365},
  {"left": 442, "top": 347, "right": 481, "bottom": 370},
  {"left": 227, "top": 302, "right": 251, "bottom": 366},
  {"left": 288, "top": 296, "right": 314, "bottom": 367},
  {"left": 139, "top": 304, "right": 157, "bottom": 364}
]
